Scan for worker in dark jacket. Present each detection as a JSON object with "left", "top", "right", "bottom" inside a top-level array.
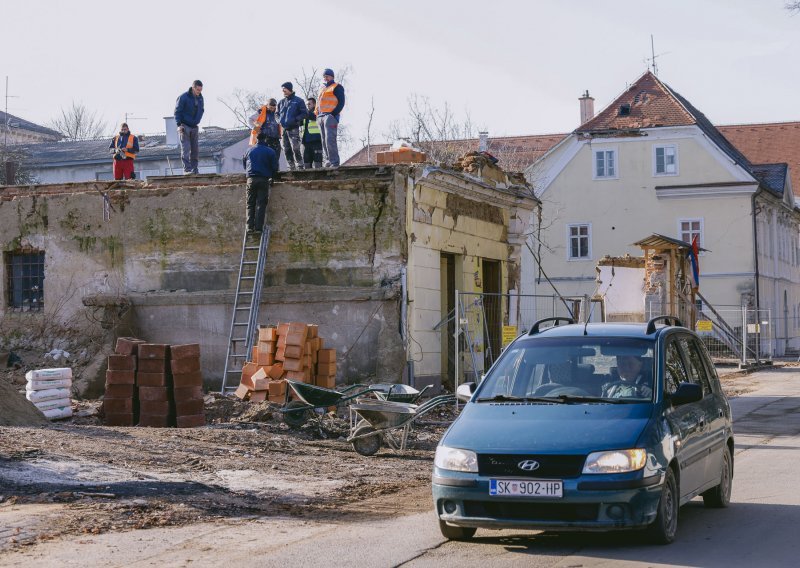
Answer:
[
  {"left": 302, "top": 98, "right": 323, "bottom": 169},
  {"left": 108, "top": 122, "right": 140, "bottom": 180},
  {"left": 277, "top": 82, "right": 307, "bottom": 171},
  {"left": 242, "top": 132, "right": 280, "bottom": 234},
  {"left": 174, "top": 80, "right": 205, "bottom": 174},
  {"left": 316, "top": 69, "right": 345, "bottom": 168},
  {"left": 249, "top": 98, "right": 282, "bottom": 162}
]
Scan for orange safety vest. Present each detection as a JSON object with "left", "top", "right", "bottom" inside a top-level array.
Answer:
[
  {"left": 114, "top": 133, "right": 136, "bottom": 159},
  {"left": 317, "top": 82, "right": 340, "bottom": 115},
  {"left": 249, "top": 105, "right": 269, "bottom": 146}
]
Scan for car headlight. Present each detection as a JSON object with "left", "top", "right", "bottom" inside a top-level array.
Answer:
[
  {"left": 434, "top": 446, "right": 478, "bottom": 473},
  {"left": 582, "top": 449, "right": 647, "bottom": 474}
]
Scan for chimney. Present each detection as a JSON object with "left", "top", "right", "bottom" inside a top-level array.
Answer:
[
  {"left": 579, "top": 90, "right": 595, "bottom": 124},
  {"left": 478, "top": 131, "right": 489, "bottom": 152},
  {"left": 164, "top": 116, "right": 178, "bottom": 147}
]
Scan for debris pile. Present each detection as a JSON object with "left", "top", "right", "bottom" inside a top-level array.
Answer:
[
  {"left": 0, "top": 379, "right": 49, "bottom": 426},
  {"left": 25, "top": 368, "right": 73, "bottom": 420},
  {"left": 236, "top": 322, "right": 337, "bottom": 401},
  {"left": 102, "top": 338, "right": 206, "bottom": 428}
]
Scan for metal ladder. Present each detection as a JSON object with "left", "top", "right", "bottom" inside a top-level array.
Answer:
[{"left": 220, "top": 226, "right": 271, "bottom": 393}]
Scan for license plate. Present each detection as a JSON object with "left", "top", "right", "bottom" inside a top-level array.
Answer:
[{"left": 489, "top": 479, "right": 563, "bottom": 498}]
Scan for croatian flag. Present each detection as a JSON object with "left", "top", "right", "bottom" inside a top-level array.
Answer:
[{"left": 687, "top": 236, "right": 700, "bottom": 288}]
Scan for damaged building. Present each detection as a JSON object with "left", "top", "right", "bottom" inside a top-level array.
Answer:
[{"left": 0, "top": 159, "right": 538, "bottom": 392}]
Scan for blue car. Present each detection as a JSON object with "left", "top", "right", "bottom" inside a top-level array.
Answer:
[{"left": 432, "top": 316, "right": 734, "bottom": 544}]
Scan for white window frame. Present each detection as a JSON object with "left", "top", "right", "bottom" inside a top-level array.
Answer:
[
  {"left": 592, "top": 147, "right": 618, "bottom": 180},
  {"left": 678, "top": 218, "right": 704, "bottom": 252},
  {"left": 653, "top": 144, "right": 679, "bottom": 176},
  {"left": 566, "top": 223, "right": 592, "bottom": 261}
]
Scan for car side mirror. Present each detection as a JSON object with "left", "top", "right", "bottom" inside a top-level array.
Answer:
[
  {"left": 670, "top": 382, "right": 703, "bottom": 406},
  {"left": 456, "top": 382, "right": 476, "bottom": 402}
]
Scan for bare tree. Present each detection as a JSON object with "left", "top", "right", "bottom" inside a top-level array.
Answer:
[
  {"left": 787, "top": 1, "right": 800, "bottom": 13},
  {"left": 358, "top": 97, "right": 376, "bottom": 163},
  {"left": 0, "top": 146, "right": 37, "bottom": 185},
  {"left": 218, "top": 88, "right": 263, "bottom": 129},
  {"left": 294, "top": 65, "right": 352, "bottom": 101},
  {"left": 48, "top": 101, "right": 108, "bottom": 141}
]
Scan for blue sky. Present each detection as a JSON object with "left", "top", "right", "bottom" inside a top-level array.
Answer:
[{"left": 2, "top": 0, "right": 798, "bottom": 156}]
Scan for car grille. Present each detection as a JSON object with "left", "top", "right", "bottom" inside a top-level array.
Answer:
[
  {"left": 464, "top": 501, "right": 599, "bottom": 522},
  {"left": 477, "top": 454, "right": 586, "bottom": 478}
]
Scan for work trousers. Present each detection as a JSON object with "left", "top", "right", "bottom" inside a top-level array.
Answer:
[
  {"left": 303, "top": 140, "right": 323, "bottom": 169},
  {"left": 266, "top": 137, "right": 282, "bottom": 165},
  {"left": 318, "top": 114, "right": 340, "bottom": 167},
  {"left": 282, "top": 127, "right": 303, "bottom": 170},
  {"left": 246, "top": 176, "right": 271, "bottom": 232},
  {"left": 112, "top": 158, "right": 135, "bottom": 180},
  {"left": 179, "top": 125, "right": 199, "bottom": 174}
]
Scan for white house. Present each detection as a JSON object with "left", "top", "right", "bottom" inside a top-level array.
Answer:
[{"left": 526, "top": 71, "right": 800, "bottom": 355}]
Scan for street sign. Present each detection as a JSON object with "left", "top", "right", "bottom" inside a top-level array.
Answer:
[{"left": 696, "top": 320, "right": 713, "bottom": 332}]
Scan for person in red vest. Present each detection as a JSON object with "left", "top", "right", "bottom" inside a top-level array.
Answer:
[
  {"left": 108, "top": 123, "right": 139, "bottom": 180},
  {"left": 316, "top": 68, "right": 345, "bottom": 168}
]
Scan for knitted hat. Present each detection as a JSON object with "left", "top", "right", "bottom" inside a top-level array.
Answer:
[
  {"left": 281, "top": 82, "right": 293, "bottom": 91},
  {"left": 323, "top": 68, "right": 335, "bottom": 78}
]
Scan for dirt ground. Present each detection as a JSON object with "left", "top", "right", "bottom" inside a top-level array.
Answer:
[{"left": 0, "top": 362, "right": 767, "bottom": 554}]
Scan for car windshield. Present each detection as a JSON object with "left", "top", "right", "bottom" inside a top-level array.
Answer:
[{"left": 477, "top": 337, "right": 655, "bottom": 403}]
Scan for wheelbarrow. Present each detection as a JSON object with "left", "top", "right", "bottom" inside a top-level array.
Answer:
[
  {"left": 347, "top": 394, "right": 455, "bottom": 456},
  {"left": 370, "top": 383, "right": 433, "bottom": 404},
  {"left": 280, "top": 380, "right": 380, "bottom": 428}
]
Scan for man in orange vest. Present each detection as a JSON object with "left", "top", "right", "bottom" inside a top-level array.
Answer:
[
  {"left": 249, "top": 98, "right": 282, "bottom": 159},
  {"left": 108, "top": 122, "right": 139, "bottom": 180},
  {"left": 316, "top": 68, "right": 345, "bottom": 168}
]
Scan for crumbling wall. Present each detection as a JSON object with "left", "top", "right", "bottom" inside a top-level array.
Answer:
[{"left": 0, "top": 167, "right": 408, "bottom": 388}]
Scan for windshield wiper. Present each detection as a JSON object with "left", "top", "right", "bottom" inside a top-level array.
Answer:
[
  {"left": 549, "top": 395, "right": 630, "bottom": 404},
  {"left": 476, "top": 394, "right": 527, "bottom": 402}
]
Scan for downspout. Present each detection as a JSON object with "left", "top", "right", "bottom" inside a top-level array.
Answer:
[{"left": 751, "top": 186, "right": 762, "bottom": 319}]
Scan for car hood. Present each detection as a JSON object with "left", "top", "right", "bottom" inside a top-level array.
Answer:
[{"left": 442, "top": 402, "right": 654, "bottom": 453}]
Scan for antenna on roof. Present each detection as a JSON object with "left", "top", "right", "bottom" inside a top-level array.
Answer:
[{"left": 645, "top": 35, "right": 671, "bottom": 77}]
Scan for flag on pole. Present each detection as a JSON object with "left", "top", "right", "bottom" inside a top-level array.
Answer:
[{"left": 687, "top": 235, "right": 700, "bottom": 288}]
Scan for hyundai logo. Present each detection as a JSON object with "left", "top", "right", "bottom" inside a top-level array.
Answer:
[{"left": 517, "top": 459, "right": 541, "bottom": 472}]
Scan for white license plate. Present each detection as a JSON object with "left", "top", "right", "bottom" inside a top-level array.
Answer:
[{"left": 489, "top": 479, "right": 563, "bottom": 498}]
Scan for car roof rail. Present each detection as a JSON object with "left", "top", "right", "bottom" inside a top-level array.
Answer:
[
  {"left": 645, "top": 315, "right": 684, "bottom": 335},
  {"left": 528, "top": 317, "right": 575, "bottom": 335}
]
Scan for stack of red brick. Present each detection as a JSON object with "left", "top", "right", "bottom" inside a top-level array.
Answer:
[
  {"left": 103, "top": 337, "right": 205, "bottom": 428},
  {"left": 236, "top": 322, "right": 338, "bottom": 402},
  {"left": 376, "top": 148, "right": 427, "bottom": 164}
]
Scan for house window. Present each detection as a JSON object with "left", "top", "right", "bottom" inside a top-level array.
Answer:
[
  {"left": 593, "top": 149, "right": 617, "bottom": 179},
  {"left": 567, "top": 224, "right": 591, "bottom": 260},
  {"left": 654, "top": 145, "right": 678, "bottom": 176},
  {"left": 96, "top": 170, "right": 114, "bottom": 181},
  {"left": 679, "top": 219, "right": 703, "bottom": 248},
  {"left": 5, "top": 251, "right": 45, "bottom": 311}
]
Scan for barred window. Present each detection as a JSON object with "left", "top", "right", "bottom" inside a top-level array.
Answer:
[{"left": 5, "top": 251, "right": 45, "bottom": 311}]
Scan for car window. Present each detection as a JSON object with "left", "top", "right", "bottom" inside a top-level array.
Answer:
[
  {"left": 680, "top": 337, "right": 712, "bottom": 396},
  {"left": 477, "top": 337, "right": 654, "bottom": 402},
  {"left": 664, "top": 341, "right": 688, "bottom": 396}
]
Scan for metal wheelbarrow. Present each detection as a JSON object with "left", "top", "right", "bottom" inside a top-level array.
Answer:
[
  {"left": 369, "top": 383, "right": 433, "bottom": 404},
  {"left": 281, "top": 380, "right": 379, "bottom": 428},
  {"left": 347, "top": 394, "right": 455, "bottom": 456}
]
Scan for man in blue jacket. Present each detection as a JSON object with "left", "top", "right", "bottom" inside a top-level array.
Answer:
[
  {"left": 174, "top": 80, "right": 205, "bottom": 174},
  {"left": 316, "top": 69, "right": 345, "bottom": 168},
  {"left": 277, "top": 82, "right": 307, "bottom": 171},
  {"left": 242, "top": 132, "right": 280, "bottom": 234}
]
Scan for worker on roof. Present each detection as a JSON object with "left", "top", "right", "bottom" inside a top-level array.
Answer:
[
  {"left": 277, "top": 82, "right": 308, "bottom": 171},
  {"left": 302, "top": 97, "right": 323, "bottom": 169},
  {"left": 316, "top": 68, "right": 345, "bottom": 168},
  {"left": 242, "top": 131, "right": 279, "bottom": 235},
  {"left": 108, "top": 122, "right": 139, "bottom": 180},
  {"left": 174, "top": 79, "right": 204, "bottom": 175},
  {"left": 249, "top": 98, "right": 282, "bottom": 161}
]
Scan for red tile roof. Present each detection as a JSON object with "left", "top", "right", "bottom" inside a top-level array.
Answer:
[
  {"left": 577, "top": 71, "right": 695, "bottom": 132},
  {"left": 718, "top": 122, "right": 800, "bottom": 197},
  {"left": 343, "top": 133, "right": 568, "bottom": 172}
]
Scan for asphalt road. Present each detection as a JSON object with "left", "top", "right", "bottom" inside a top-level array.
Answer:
[{"left": 3, "top": 368, "right": 800, "bottom": 567}]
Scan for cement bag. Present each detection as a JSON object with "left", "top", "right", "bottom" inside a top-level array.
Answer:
[
  {"left": 26, "top": 378, "right": 72, "bottom": 392},
  {"left": 26, "top": 387, "right": 71, "bottom": 404},
  {"left": 41, "top": 405, "right": 73, "bottom": 420},
  {"left": 25, "top": 368, "right": 73, "bottom": 381},
  {"left": 34, "top": 397, "right": 73, "bottom": 412}
]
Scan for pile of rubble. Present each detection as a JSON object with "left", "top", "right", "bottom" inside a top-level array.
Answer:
[{"left": 235, "top": 322, "right": 337, "bottom": 402}]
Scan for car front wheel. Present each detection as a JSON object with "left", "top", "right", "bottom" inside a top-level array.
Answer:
[
  {"left": 439, "top": 520, "right": 477, "bottom": 541},
  {"left": 703, "top": 445, "right": 732, "bottom": 508},
  {"left": 647, "top": 468, "right": 678, "bottom": 544}
]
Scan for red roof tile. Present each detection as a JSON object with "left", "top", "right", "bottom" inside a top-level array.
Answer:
[{"left": 718, "top": 122, "right": 800, "bottom": 197}]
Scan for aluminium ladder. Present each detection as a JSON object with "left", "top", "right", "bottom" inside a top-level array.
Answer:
[{"left": 220, "top": 226, "right": 272, "bottom": 393}]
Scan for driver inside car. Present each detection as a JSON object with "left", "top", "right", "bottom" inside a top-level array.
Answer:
[{"left": 602, "top": 355, "right": 653, "bottom": 399}]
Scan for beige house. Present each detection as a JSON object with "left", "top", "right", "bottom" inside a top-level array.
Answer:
[{"left": 526, "top": 71, "right": 800, "bottom": 355}]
